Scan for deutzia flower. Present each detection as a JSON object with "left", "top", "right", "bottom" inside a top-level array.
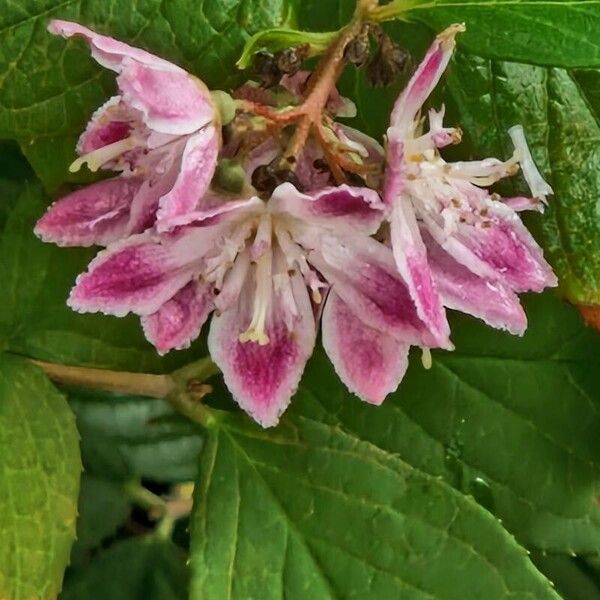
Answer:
[
  {"left": 66, "top": 184, "right": 438, "bottom": 426},
  {"left": 35, "top": 20, "right": 220, "bottom": 246},
  {"left": 384, "top": 24, "right": 557, "bottom": 340}
]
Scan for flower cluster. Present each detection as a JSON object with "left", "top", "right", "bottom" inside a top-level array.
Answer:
[{"left": 36, "top": 21, "right": 556, "bottom": 427}]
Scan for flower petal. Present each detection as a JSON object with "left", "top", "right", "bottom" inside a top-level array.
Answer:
[
  {"left": 383, "top": 134, "right": 405, "bottom": 206},
  {"left": 35, "top": 177, "right": 143, "bottom": 247},
  {"left": 430, "top": 200, "right": 557, "bottom": 293},
  {"left": 389, "top": 202, "right": 450, "bottom": 346},
  {"left": 141, "top": 279, "right": 213, "bottom": 354},
  {"left": 271, "top": 182, "right": 385, "bottom": 235},
  {"left": 156, "top": 126, "right": 221, "bottom": 229},
  {"left": 48, "top": 20, "right": 180, "bottom": 73},
  {"left": 117, "top": 59, "right": 215, "bottom": 135},
  {"left": 77, "top": 96, "right": 133, "bottom": 155},
  {"left": 508, "top": 125, "right": 553, "bottom": 203},
  {"left": 425, "top": 233, "right": 527, "bottom": 334},
  {"left": 68, "top": 231, "right": 204, "bottom": 316},
  {"left": 322, "top": 291, "right": 409, "bottom": 404},
  {"left": 309, "top": 235, "right": 436, "bottom": 347},
  {"left": 208, "top": 270, "right": 316, "bottom": 428},
  {"left": 390, "top": 24, "right": 464, "bottom": 135}
]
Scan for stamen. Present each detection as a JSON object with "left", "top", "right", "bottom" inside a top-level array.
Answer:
[
  {"left": 421, "top": 347, "right": 432, "bottom": 370},
  {"left": 508, "top": 124, "right": 553, "bottom": 203},
  {"left": 69, "top": 136, "right": 136, "bottom": 173},
  {"left": 239, "top": 251, "right": 272, "bottom": 346}
]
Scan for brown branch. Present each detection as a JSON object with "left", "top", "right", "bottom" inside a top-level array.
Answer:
[{"left": 30, "top": 359, "right": 176, "bottom": 398}]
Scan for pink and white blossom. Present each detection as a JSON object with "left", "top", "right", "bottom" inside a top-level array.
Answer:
[
  {"left": 384, "top": 24, "right": 557, "bottom": 339},
  {"left": 35, "top": 20, "right": 220, "bottom": 247},
  {"left": 67, "top": 183, "right": 438, "bottom": 426}
]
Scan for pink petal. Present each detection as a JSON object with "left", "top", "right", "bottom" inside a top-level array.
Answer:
[
  {"left": 155, "top": 126, "right": 221, "bottom": 229},
  {"left": 453, "top": 202, "right": 557, "bottom": 293},
  {"left": 389, "top": 203, "right": 450, "bottom": 346},
  {"left": 117, "top": 59, "right": 215, "bottom": 135},
  {"left": 390, "top": 24, "right": 464, "bottom": 135},
  {"left": 322, "top": 291, "right": 409, "bottom": 405},
  {"left": 271, "top": 182, "right": 386, "bottom": 235},
  {"left": 383, "top": 134, "right": 405, "bottom": 206},
  {"left": 35, "top": 177, "right": 143, "bottom": 247},
  {"left": 77, "top": 96, "right": 133, "bottom": 155},
  {"left": 335, "top": 124, "right": 384, "bottom": 161},
  {"left": 141, "top": 279, "right": 213, "bottom": 354},
  {"left": 48, "top": 20, "right": 181, "bottom": 73},
  {"left": 424, "top": 233, "right": 527, "bottom": 334},
  {"left": 309, "top": 235, "right": 436, "bottom": 347},
  {"left": 208, "top": 272, "right": 316, "bottom": 428},
  {"left": 160, "top": 196, "right": 263, "bottom": 230},
  {"left": 68, "top": 232, "right": 201, "bottom": 316},
  {"left": 295, "top": 140, "right": 333, "bottom": 191}
]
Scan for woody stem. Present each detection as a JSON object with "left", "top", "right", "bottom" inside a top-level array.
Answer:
[
  {"left": 28, "top": 357, "right": 220, "bottom": 427},
  {"left": 272, "top": 0, "right": 379, "bottom": 176}
]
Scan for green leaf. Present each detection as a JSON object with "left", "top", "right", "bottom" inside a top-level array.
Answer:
[
  {"left": 291, "top": 294, "right": 600, "bottom": 554},
  {"left": 531, "top": 552, "right": 600, "bottom": 600},
  {"left": 0, "top": 182, "right": 209, "bottom": 371},
  {"left": 69, "top": 389, "right": 203, "bottom": 483},
  {"left": 237, "top": 28, "right": 337, "bottom": 68},
  {"left": 0, "top": 0, "right": 296, "bottom": 191},
  {"left": 61, "top": 537, "right": 188, "bottom": 600},
  {"left": 444, "top": 53, "right": 600, "bottom": 305},
  {"left": 0, "top": 354, "right": 81, "bottom": 599},
  {"left": 70, "top": 475, "right": 131, "bottom": 562},
  {"left": 374, "top": 0, "right": 600, "bottom": 68},
  {"left": 190, "top": 411, "right": 558, "bottom": 599}
]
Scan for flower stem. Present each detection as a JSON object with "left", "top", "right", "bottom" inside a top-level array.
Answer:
[
  {"left": 29, "top": 359, "right": 176, "bottom": 398},
  {"left": 28, "top": 356, "right": 220, "bottom": 428}
]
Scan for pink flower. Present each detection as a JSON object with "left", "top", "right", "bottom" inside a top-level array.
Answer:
[
  {"left": 35, "top": 20, "right": 220, "bottom": 247},
  {"left": 384, "top": 24, "right": 557, "bottom": 341},
  {"left": 67, "top": 184, "right": 437, "bottom": 426}
]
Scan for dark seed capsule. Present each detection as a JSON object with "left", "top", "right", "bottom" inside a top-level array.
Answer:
[
  {"left": 275, "top": 43, "right": 310, "bottom": 76},
  {"left": 366, "top": 33, "right": 410, "bottom": 88},
  {"left": 313, "top": 158, "right": 330, "bottom": 172},
  {"left": 252, "top": 164, "right": 278, "bottom": 193},
  {"left": 344, "top": 24, "right": 371, "bottom": 66},
  {"left": 253, "top": 51, "right": 282, "bottom": 87}
]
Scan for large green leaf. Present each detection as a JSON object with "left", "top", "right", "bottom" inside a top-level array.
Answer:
[
  {"left": 405, "top": 0, "right": 600, "bottom": 67},
  {"left": 190, "top": 409, "right": 558, "bottom": 599},
  {"left": 0, "top": 354, "right": 81, "bottom": 599},
  {"left": 300, "top": 0, "right": 600, "bottom": 67},
  {"left": 291, "top": 294, "right": 600, "bottom": 554},
  {"left": 61, "top": 537, "right": 188, "bottom": 600},
  {"left": 0, "top": 182, "right": 208, "bottom": 371},
  {"left": 0, "top": 0, "right": 296, "bottom": 190},
  {"left": 532, "top": 553, "right": 600, "bottom": 600},
  {"left": 444, "top": 54, "right": 600, "bottom": 306}
]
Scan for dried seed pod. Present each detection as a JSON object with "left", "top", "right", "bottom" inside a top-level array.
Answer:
[
  {"left": 251, "top": 162, "right": 304, "bottom": 197},
  {"left": 275, "top": 43, "right": 311, "bottom": 76},
  {"left": 251, "top": 164, "right": 278, "bottom": 194},
  {"left": 252, "top": 51, "right": 282, "bottom": 87},
  {"left": 366, "top": 33, "right": 410, "bottom": 87},
  {"left": 344, "top": 24, "right": 371, "bottom": 67}
]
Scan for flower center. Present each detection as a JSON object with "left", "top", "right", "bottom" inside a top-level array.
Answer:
[{"left": 239, "top": 248, "right": 272, "bottom": 346}]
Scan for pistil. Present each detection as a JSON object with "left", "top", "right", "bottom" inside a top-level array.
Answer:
[{"left": 69, "top": 136, "right": 137, "bottom": 173}]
